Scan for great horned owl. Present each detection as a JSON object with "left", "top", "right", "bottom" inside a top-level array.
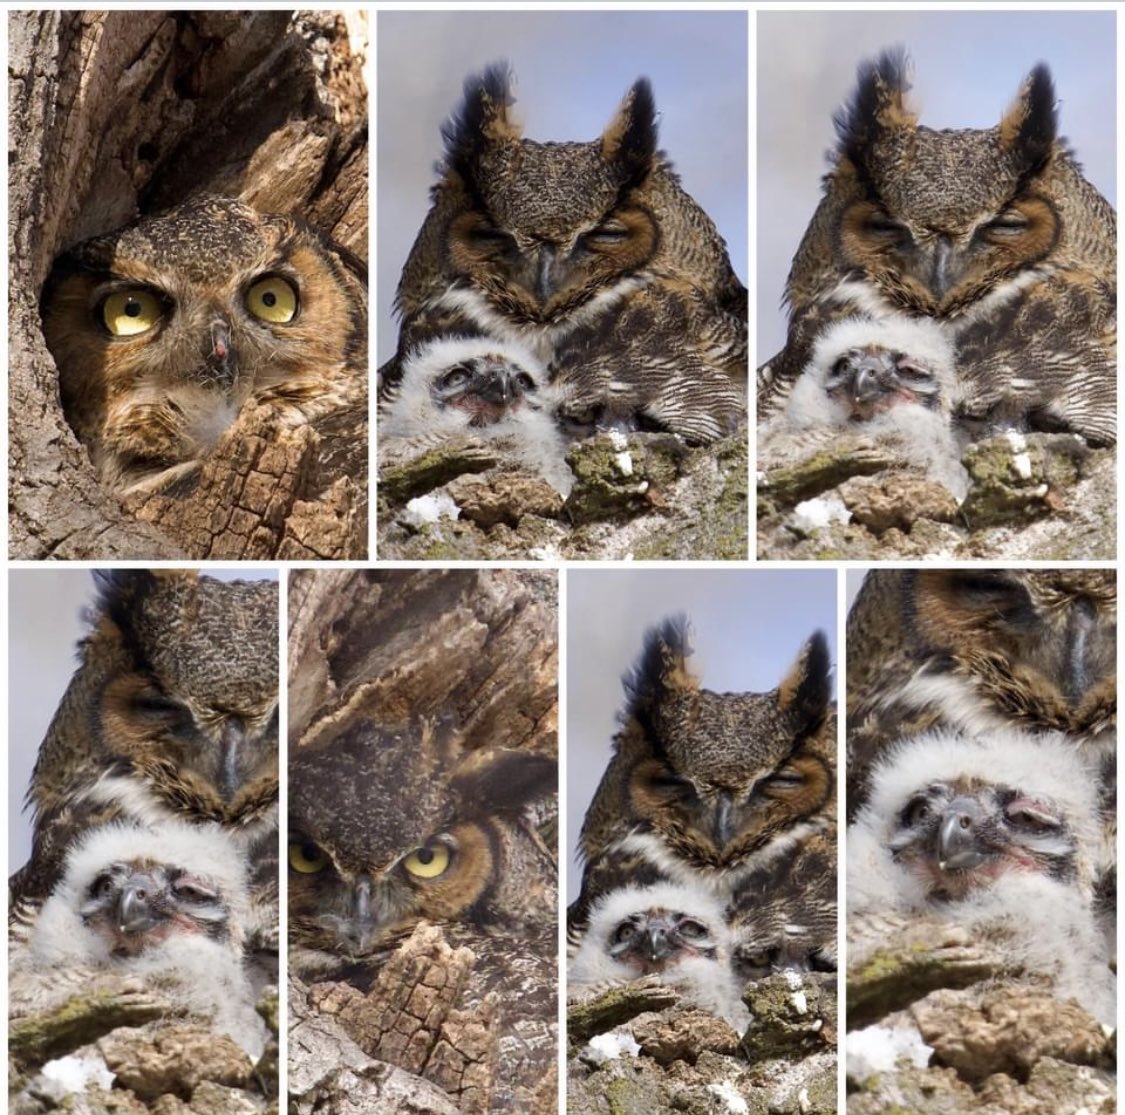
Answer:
[
  {"left": 846, "top": 568, "right": 1116, "bottom": 820},
  {"left": 288, "top": 715, "right": 557, "bottom": 1111},
  {"left": 10, "top": 819, "right": 267, "bottom": 1055},
  {"left": 568, "top": 880, "right": 749, "bottom": 1029},
  {"left": 378, "top": 334, "right": 573, "bottom": 494},
  {"left": 41, "top": 194, "right": 368, "bottom": 495},
  {"left": 570, "top": 615, "right": 836, "bottom": 977},
  {"left": 381, "top": 64, "right": 746, "bottom": 450},
  {"left": 759, "top": 51, "right": 1116, "bottom": 448},
  {"left": 847, "top": 729, "right": 1114, "bottom": 1024},
  {"left": 760, "top": 314, "right": 967, "bottom": 498},
  {"left": 9, "top": 570, "right": 279, "bottom": 962}
]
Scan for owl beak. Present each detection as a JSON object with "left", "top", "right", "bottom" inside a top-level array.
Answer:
[
  {"left": 476, "top": 366, "right": 517, "bottom": 406},
  {"left": 338, "top": 880, "right": 382, "bottom": 955},
  {"left": 217, "top": 719, "right": 245, "bottom": 804},
  {"left": 203, "top": 317, "right": 237, "bottom": 388},
  {"left": 929, "top": 236, "right": 955, "bottom": 301},
  {"left": 712, "top": 792, "right": 736, "bottom": 849},
  {"left": 638, "top": 925, "right": 672, "bottom": 963},
  {"left": 937, "top": 797, "right": 986, "bottom": 871},
  {"left": 118, "top": 873, "right": 160, "bottom": 935},
  {"left": 533, "top": 244, "right": 559, "bottom": 304},
  {"left": 849, "top": 359, "right": 892, "bottom": 405}
]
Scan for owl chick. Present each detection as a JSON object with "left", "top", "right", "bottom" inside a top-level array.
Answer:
[
  {"left": 42, "top": 194, "right": 367, "bottom": 495},
  {"left": 568, "top": 881, "right": 750, "bottom": 1029},
  {"left": 760, "top": 52, "right": 1115, "bottom": 449},
  {"left": 378, "top": 334, "right": 573, "bottom": 495},
  {"left": 9, "top": 570, "right": 279, "bottom": 963},
  {"left": 761, "top": 314, "right": 967, "bottom": 498},
  {"left": 11, "top": 820, "right": 267, "bottom": 1056},
  {"left": 382, "top": 64, "right": 746, "bottom": 447},
  {"left": 848, "top": 729, "right": 1114, "bottom": 1024},
  {"left": 570, "top": 616, "right": 836, "bottom": 977}
]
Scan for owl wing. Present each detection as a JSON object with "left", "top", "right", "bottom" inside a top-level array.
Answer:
[{"left": 954, "top": 271, "right": 1116, "bottom": 446}]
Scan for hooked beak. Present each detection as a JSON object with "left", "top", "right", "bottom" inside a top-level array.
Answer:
[
  {"left": 203, "top": 317, "right": 237, "bottom": 388},
  {"left": 937, "top": 797, "right": 986, "bottom": 872},
  {"left": 338, "top": 880, "right": 382, "bottom": 956},
  {"left": 117, "top": 873, "right": 160, "bottom": 935},
  {"left": 638, "top": 925, "right": 672, "bottom": 964},
  {"left": 217, "top": 719, "right": 245, "bottom": 805},
  {"left": 712, "top": 792, "right": 736, "bottom": 849}
]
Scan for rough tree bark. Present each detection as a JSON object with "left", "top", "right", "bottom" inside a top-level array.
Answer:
[
  {"left": 287, "top": 570, "right": 559, "bottom": 1115},
  {"left": 8, "top": 10, "right": 368, "bottom": 560}
]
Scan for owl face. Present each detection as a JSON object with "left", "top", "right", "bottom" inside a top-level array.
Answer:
[
  {"left": 901, "top": 569, "right": 1115, "bottom": 738},
  {"left": 42, "top": 196, "right": 364, "bottom": 489},
  {"left": 832, "top": 53, "right": 1062, "bottom": 317},
  {"left": 288, "top": 717, "right": 556, "bottom": 971},
  {"left": 91, "top": 571, "right": 279, "bottom": 826},
  {"left": 614, "top": 618, "right": 834, "bottom": 875},
  {"left": 433, "top": 66, "right": 659, "bottom": 325},
  {"left": 851, "top": 730, "right": 1100, "bottom": 911},
  {"left": 31, "top": 819, "right": 251, "bottom": 966}
]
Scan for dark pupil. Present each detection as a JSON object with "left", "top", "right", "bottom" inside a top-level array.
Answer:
[
  {"left": 262, "top": 291, "right": 277, "bottom": 307},
  {"left": 302, "top": 843, "right": 320, "bottom": 861},
  {"left": 416, "top": 847, "right": 435, "bottom": 865},
  {"left": 124, "top": 299, "right": 142, "bottom": 317}
]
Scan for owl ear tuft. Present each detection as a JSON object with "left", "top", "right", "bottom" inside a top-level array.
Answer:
[
  {"left": 834, "top": 48, "right": 916, "bottom": 175},
  {"left": 601, "top": 78, "right": 658, "bottom": 182},
  {"left": 623, "top": 613, "right": 698, "bottom": 719},
  {"left": 998, "top": 63, "right": 1057, "bottom": 170},
  {"left": 777, "top": 630, "right": 831, "bottom": 733},
  {"left": 453, "top": 749, "right": 557, "bottom": 813},
  {"left": 441, "top": 62, "right": 521, "bottom": 180}
]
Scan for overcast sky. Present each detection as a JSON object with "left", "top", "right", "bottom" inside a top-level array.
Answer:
[
  {"left": 757, "top": 9, "right": 1116, "bottom": 361},
  {"left": 566, "top": 568, "right": 837, "bottom": 901},
  {"left": 8, "top": 569, "right": 279, "bottom": 873},
  {"left": 377, "top": 9, "right": 747, "bottom": 365}
]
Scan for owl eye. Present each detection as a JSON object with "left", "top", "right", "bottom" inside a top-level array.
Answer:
[
  {"left": 1005, "top": 799, "right": 1062, "bottom": 833},
  {"left": 402, "top": 842, "right": 452, "bottom": 879},
  {"left": 677, "top": 918, "right": 708, "bottom": 940},
  {"left": 612, "top": 921, "right": 638, "bottom": 945},
  {"left": 863, "top": 214, "right": 912, "bottom": 243},
  {"left": 587, "top": 221, "right": 631, "bottom": 245},
  {"left": 767, "top": 765, "right": 806, "bottom": 791},
  {"left": 901, "top": 796, "right": 932, "bottom": 828},
  {"left": 90, "top": 871, "right": 117, "bottom": 899},
  {"left": 440, "top": 365, "right": 474, "bottom": 392},
  {"left": 514, "top": 372, "right": 537, "bottom": 394},
  {"left": 246, "top": 275, "right": 298, "bottom": 324},
  {"left": 171, "top": 875, "right": 218, "bottom": 903},
  {"left": 101, "top": 289, "right": 165, "bottom": 337},
  {"left": 983, "top": 211, "right": 1030, "bottom": 238},
  {"left": 467, "top": 225, "right": 515, "bottom": 251},
  {"left": 288, "top": 841, "right": 329, "bottom": 874}
]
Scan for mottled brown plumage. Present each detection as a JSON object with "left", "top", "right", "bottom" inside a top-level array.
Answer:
[
  {"left": 760, "top": 52, "right": 1115, "bottom": 449},
  {"left": 380, "top": 64, "right": 746, "bottom": 454},
  {"left": 42, "top": 195, "right": 367, "bottom": 495}
]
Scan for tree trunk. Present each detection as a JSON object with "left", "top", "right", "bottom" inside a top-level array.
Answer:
[{"left": 8, "top": 10, "right": 368, "bottom": 560}]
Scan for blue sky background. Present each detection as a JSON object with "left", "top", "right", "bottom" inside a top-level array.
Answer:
[
  {"left": 566, "top": 568, "right": 837, "bottom": 900},
  {"left": 377, "top": 9, "right": 748, "bottom": 365},
  {"left": 8, "top": 570, "right": 279, "bottom": 871},
  {"left": 757, "top": 9, "right": 1117, "bottom": 361}
]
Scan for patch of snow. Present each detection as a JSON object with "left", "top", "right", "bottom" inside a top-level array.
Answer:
[
  {"left": 38, "top": 1054, "right": 115, "bottom": 1100},
  {"left": 1012, "top": 452, "right": 1032, "bottom": 479},
  {"left": 607, "top": 430, "right": 629, "bottom": 451},
  {"left": 846, "top": 1023, "right": 932, "bottom": 1084},
  {"left": 1004, "top": 431, "right": 1027, "bottom": 451},
  {"left": 613, "top": 451, "right": 634, "bottom": 476},
  {"left": 401, "top": 493, "right": 460, "bottom": 527},
  {"left": 792, "top": 495, "right": 850, "bottom": 533},
  {"left": 706, "top": 1079, "right": 749, "bottom": 1114},
  {"left": 584, "top": 1031, "right": 641, "bottom": 1064}
]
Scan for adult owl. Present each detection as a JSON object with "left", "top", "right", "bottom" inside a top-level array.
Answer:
[
  {"left": 9, "top": 570, "right": 280, "bottom": 962},
  {"left": 41, "top": 195, "right": 368, "bottom": 501},
  {"left": 380, "top": 63, "right": 747, "bottom": 454},
  {"left": 759, "top": 51, "right": 1115, "bottom": 449},
  {"left": 570, "top": 615, "right": 836, "bottom": 977}
]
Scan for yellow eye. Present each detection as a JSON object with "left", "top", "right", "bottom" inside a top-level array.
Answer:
[
  {"left": 402, "top": 843, "right": 451, "bottom": 879},
  {"left": 101, "top": 290, "right": 163, "bottom": 336},
  {"left": 246, "top": 275, "right": 298, "bottom": 323},
  {"left": 288, "top": 841, "right": 328, "bottom": 874}
]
